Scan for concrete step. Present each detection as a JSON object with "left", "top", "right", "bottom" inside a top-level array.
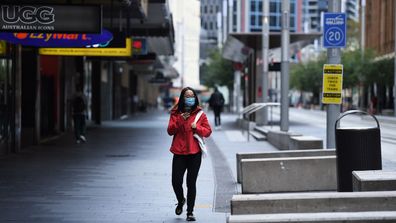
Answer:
[
  {"left": 253, "top": 126, "right": 269, "bottom": 136},
  {"left": 231, "top": 191, "right": 396, "bottom": 215},
  {"left": 249, "top": 130, "right": 266, "bottom": 141},
  {"left": 227, "top": 211, "right": 396, "bottom": 223}
]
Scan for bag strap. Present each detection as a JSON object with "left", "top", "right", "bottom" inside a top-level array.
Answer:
[{"left": 193, "top": 110, "right": 204, "bottom": 125}]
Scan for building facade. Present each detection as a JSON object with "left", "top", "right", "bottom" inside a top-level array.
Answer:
[
  {"left": 200, "top": 0, "right": 223, "bottom": 60},
  {"left": 365, "top": 0, "right": 395, "bottom": 56},
  {"left": 0, "top": 1, "right": 176, "bottom": 155},
  {"left": 230, "top": 0, "right": 300, "bottom": 33},
  {"left": 170, "top": 0, "right": 201, "bottom": 89}
]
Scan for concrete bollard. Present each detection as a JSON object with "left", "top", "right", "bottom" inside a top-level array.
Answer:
[
  {"left": 353, "top": 170, "right": 396, "bottom": 191},
  {"left": 236, "top": 149, "right": 335, "bottom": 183},
  {"left": 241, "top": 156, "right": 337, "bottom": 193},
  {"left": 289, "top": 135, "right": 323, "bottom": 150}
]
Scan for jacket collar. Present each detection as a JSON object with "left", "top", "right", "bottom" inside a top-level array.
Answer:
[{"left": 171, "top": 106, "right": 202, "bottom": 114}]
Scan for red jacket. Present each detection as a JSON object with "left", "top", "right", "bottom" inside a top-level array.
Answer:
[{"left": 167, "top": 107, "right": 212, "bottom": 155}]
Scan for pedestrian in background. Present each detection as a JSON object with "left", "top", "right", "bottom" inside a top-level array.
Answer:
[
  {"left": 167, "top": 87, "right": 212, "bottom": 221},
  {"left": 72, "top": 84, "right": 87, "bottom": 144},
  {"left": 209, "top": 87, "right": 225, "bottom": 130}
]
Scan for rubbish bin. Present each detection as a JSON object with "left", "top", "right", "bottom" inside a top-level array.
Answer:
[{"left": 335, "top": 110, "right": 382, "bottom": 192}]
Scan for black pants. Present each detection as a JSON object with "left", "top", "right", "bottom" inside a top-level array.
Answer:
[
  {"left": 172, "top": 153, "right": 202, "bottom": 213},
  {"left": 73, "top": 114, "right": 86, "bottom": 140},
  {"left": 213, "top": 106, "right": 222, "bottom": 126}
]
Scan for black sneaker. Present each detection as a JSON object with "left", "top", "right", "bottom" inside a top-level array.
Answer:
[
  {"left": 186, "top": 213, "right": 196, "bottom": 221},
  {"left": 175, "top": 198, "right": 185, "bottom": 215}
]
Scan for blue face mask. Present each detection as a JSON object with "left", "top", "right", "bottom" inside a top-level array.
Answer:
[{"left": 185, "top": 97, "right": 195, "bottom": 107}]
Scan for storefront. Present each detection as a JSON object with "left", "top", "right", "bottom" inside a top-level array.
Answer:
[{"left": 0, "top": 41, "right": 13, "bottom": 155}]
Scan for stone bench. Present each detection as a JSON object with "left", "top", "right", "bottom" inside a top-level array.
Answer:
[
  {"left": 236, "top": 149, "right": 335, "bottom": 183},
  {"left": 227, "top": 211, "right": 396, "bottom": 223},
  {"left": 353, "top": 170, "right": 396, "bottom": 191},
  {"left": 267, "top": 130, "right": 302, "bottom": 150},
  {"left": 241, "top": 156, "right": 337, "bottom": 193},
  {"left": 231, "top": 191, "right": 396, "bottom": 215},
  {"left": 289, "top": 135, "right": 323, "bottom": 150}
]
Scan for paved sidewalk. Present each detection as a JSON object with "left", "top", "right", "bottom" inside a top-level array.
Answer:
[{"left": 0, "top": 111, "right": 228, "bottom": 222}]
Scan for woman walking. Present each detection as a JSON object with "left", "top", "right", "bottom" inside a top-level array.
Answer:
[{"left": 167, "top": 87, "right": 212, "bottom": 221}]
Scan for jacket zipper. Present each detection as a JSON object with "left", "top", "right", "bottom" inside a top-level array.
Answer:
[{"left": 186, "top": 116, "right": 190, "bottom": 153}]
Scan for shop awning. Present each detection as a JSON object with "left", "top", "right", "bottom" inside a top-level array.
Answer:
[{"left": 230, "top": 32, "right": 322, "bottom": 50}]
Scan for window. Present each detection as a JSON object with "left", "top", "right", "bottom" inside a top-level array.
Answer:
[
  {"left": 251, "top": 15, "right": 256, "bottom": 26},
  {"left": 258, "top": 15, "right": 262, "bottom": 26},
  {"left": 290, "top": 2, "right": 295, "bottom": 13},
  {"left": 270, "top": 2, "right": 277, "bottom": 12},
  {"left": 251, "top": 2, "right": 256, "bottom": 11},
  {"left": 204, "top": 6, "right": 207, "bottom": 14},
  {"left": 270, "top": 16, "right": 276, "bottom": 27},
  {"left": 258, "top": 1, "right": 262, "bottom": 11},
  {"left": 290, "top": 17, "right": 295, "bottom": 29}
]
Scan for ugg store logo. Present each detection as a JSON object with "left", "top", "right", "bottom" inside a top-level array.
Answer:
[
  {"left": 1, "top": 6, "right": 55, "bottom": 25},
  {"left": 0, "top": 5, "right": 102, "bottom": 34}
]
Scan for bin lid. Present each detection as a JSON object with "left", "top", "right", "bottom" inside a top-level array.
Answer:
[
  {"left": 336, "top": 110, "right": 380, "bottom": 130},
  {"left": 337, "top": 126, "right": 378, "bottom": 130}
]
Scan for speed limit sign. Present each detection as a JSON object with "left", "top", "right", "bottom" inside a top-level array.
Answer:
[{"left": 323, "top": 13, "right": 346, "bottom": 48}]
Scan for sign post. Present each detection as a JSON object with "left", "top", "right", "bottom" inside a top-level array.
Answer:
[{"left": 323, "top": 1, "right": 345, "bottom": 148}]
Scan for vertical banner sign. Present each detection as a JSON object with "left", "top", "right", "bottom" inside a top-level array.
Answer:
[
  {"left": 322, "top": 64, "right": 343, "bottom": 104},
  {"left": 0, "top": 41, "right": 6, "bottom": 56},
  {"left": 0, "top": 5, "right": 102, "bottom": 33}
]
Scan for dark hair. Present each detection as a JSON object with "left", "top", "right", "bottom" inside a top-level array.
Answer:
[{"left": 177, "top": 87, "right": 199, "bottom": 112}]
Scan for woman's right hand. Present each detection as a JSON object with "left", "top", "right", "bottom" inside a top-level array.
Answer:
[{"left": 181, "top": 112, "right": 190, "bottom": 120}]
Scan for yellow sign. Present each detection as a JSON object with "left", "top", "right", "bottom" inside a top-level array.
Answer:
[
  {"left": 39, "top": 38, "right": 132, "bottom": 57},
  {"left": 0, "top": 41, "right": 6, "bottom": 56},
  {"left": 322, "top": 64, "right": 343, "bottom": 104}
]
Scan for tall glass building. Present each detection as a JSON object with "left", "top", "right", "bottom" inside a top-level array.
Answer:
[{"left": 232, "top": 0, "right": 299, "bottom": 33}]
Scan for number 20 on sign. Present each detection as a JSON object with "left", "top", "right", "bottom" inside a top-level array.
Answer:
[{"left": 322, "top": 64, "right": 343, "bottom": 104}]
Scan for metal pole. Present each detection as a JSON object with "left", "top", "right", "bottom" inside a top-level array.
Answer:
[
  {"left": 280, "top": 0, "right": 290, "bottom": 131},
  {"left": 360, "top": 0, "right": 366, "bottom": 110},
  {"left": 237, "top": 0, "right": 241, "bottom": 32},
  {"left": 262, "top": 0, "right": 269, "bottom": 125},
  {"left": 228, "top": 0, "right": 233, "bottom": 33},
  {"left": 327, "top": 0, "right": 341, "bottom": 148},
  {"left": 394, "top": 0, "right": 396, "bottom": 117},
  {"left": 233, "top": 71, "right": 238, "bottom": 113},
  {"left": 236, "top": 70, "right": 241, "bottom": 113},
  {"left": 14, "top": 44, "right": 22, "bottom": 152},
  {"left": 217, "top": 11, "right": 222, "bottom": 49},
  {"left": 222, "top": 0, "right": 227, "bottom": 43}
]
